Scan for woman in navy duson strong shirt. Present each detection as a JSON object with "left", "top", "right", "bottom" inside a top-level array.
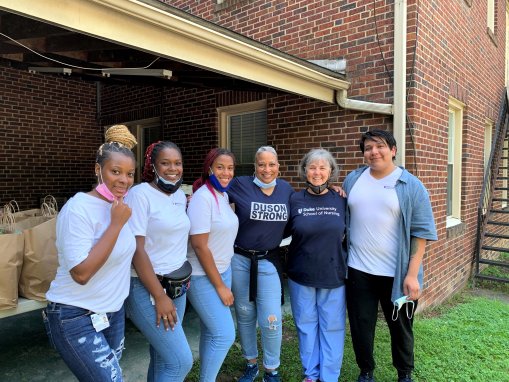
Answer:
[
  {"left": 228, "top": 146, "right": 293, "bottom": 382},
  {"left": 286, "top": 148, "right": 347, "bottom": 382}
]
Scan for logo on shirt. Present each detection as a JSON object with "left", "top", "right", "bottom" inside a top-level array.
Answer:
[
  {"left": 250, "top": 202, "right": 288, "bottom": 221},
  {"left": 297, "top": 206, "right": 340, "bottom": 217}
]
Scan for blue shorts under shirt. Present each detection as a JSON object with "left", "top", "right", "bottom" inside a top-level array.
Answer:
[
  {"left": 287, "top": 189, "right": 347, "bottom": 289},
  {"left": 228, "top": 176, "right": 294, "bottom": 251}
]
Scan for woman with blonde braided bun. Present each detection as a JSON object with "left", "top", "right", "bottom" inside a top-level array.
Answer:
[{"left": 44, "top": 125, "right": 137, "bottom": 382}]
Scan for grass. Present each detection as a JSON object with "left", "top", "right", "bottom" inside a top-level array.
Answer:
[
  {"left": 474, "top": 251, "right": 509, "bottom": 294},
  {"left": 185, "top": 284, "right": 509, "bottom": 382}
]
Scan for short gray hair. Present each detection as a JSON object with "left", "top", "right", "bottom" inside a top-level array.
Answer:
[
  {"left": 254, "top": 146, "right": 278, "bottom": 163},
  {"left": 298, "top": 148, "right": 339, "bottom": 182}
]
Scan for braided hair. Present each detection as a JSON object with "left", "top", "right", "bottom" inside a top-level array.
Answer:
[
  {"left": 96, "top": 125, "right": 137, "bottom": 167},
  {"left": 142, "top": 141, "right": 182, "bottom": 182}
]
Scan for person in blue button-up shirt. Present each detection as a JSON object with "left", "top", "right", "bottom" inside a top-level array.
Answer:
[{"left": 343, "top": 129, "right": 437, "bottom": 382}]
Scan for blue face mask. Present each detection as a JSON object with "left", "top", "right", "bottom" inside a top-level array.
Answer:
[
  {"left": 153, "top": 166, "right": 183, "bottom": 194},
  {"left": 392, "top": 296, "right": 415, "bottom": 321},
  {"left": 208, "top": 173, "right": 231, "bottom": 192},
  {"left": 253, "top": 176, "right": 277, "bottom": 189}
]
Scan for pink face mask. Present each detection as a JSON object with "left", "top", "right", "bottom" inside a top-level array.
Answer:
[{"left": 95, "top": 168, "right": 128, "bottom": 202}]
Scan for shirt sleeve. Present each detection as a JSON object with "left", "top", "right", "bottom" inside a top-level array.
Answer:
[
  {"left": 226, "top": 177, "right": 242, "bottom": 204},
  {"left": 127, "top": 187, "right": 150, "bottom": 237},
  {"left": 410, "top": 181, "right": 438, "bottom": 241},
  {"left": 187, "top": 189, "right": 212, "bottom": 235},
  {"left": 57, "top": 203, "right": 96, "bottom": 271}
]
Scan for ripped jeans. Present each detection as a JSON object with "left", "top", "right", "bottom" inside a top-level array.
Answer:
[
  {"left": 43, "top": 302, "right": 125, "bottom": 382},
  {"left": 231, "top": 254, "right": 282, "bottom": 370}
]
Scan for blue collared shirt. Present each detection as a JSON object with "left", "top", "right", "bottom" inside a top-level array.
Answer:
[{"left": 344, "top": 166, "right": 438, "bottom": 302}]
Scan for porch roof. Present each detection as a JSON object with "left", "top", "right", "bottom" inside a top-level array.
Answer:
[{"left": 0, "top": 0, "right": 350, "bottom": 104}]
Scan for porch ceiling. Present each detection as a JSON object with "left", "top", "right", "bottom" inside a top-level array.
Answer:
[{"left": 0, "top": 0, "right": 350, "bottom": 103}]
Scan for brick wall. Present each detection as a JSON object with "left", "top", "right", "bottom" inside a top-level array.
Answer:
[
  {"left": 0, "top": 0, "right": 503, "bottom": 310},
  {"left": 156, "top": 0, "right": 506, "bottom": 308},
  {"left": 0, "top": 64, "right": 99, "bottom": 210}
]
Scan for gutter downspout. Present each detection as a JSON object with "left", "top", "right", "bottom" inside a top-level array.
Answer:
[
  {"left": 335, "top": 0, "right": 407, "bottom": 166},
  {"left": 393, "top": 0, "right": 407, "bottom": 166}
]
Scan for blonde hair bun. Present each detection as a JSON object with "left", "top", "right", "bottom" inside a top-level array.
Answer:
[{"left": 104, "top": 124, "right": 137, "bottom": 149}]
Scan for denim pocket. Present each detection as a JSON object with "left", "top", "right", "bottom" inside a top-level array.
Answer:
[
  {"left": 42, "top": 309, "right": 56, "bottom": 350},
  {"left": 57, "top": 305, "right": 92, "bottom": 324}
]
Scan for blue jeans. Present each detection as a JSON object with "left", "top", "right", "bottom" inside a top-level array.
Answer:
[
  {"left": 43, "top": 302, "right": 125, "bottom": 382},
  {"left": 231, "top": 254, "right": 282, "bottom": 369},
  {"left": 124, "top": 277, "right": 193, "bottom": 382},
  {"left": 186, "top": 266, "right": 235, "bottom": 382},
  {"left": 288, "top": 279, "right": 346, "bottom": 382}
]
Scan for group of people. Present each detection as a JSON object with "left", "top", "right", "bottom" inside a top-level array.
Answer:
[{"left": 43, "top": 124, "right": 437, "bottom": 382}]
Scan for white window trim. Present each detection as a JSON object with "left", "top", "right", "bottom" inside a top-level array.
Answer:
[
  {"left": 446, "top": 98, "right": 464, "bottom": 228},
  {"left": 217, "top": 100, "right": 267, "bottom": 148},
  {"left": 488, "top": 0, "right": 495, "bottom": 34},
  {"left": 484, "top": 119, "right": 493, "bottom": 172},
  {"left": 506, "top": 1, "right": 509, "bottom": 85}
]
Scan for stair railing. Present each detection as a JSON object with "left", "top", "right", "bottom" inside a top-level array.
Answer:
[{"left": 474, "top": 88, "right": 509, "bottom": 276}]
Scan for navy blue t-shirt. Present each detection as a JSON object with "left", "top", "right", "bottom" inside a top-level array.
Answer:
[
  {"left": 287, "top": 189, "right": 347, "bottom": 289},
  {"left": 228, "top": 176, "right": 294, "bottom": 251}
]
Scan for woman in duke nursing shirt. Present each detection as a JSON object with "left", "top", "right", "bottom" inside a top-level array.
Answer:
[{"left": 286, "top": 148, "right": 348, "bottom": 382}]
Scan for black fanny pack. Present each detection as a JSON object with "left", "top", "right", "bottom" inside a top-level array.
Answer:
[{"left": 156, "top": 261, "right": 192, "bottom": 299}]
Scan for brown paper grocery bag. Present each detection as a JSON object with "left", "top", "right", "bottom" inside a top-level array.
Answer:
[
  {"left": 0, "top": 230, "right": 24, "bottom": 310},
  {"left": 18, "top": 217, "right": 57, "bottom": 301}
]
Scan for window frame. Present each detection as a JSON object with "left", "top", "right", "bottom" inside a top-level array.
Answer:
[
  {"left": 447, "top": 98, "right": 465, "bottom": 228},
  {"left": 218, "top": 100, "right": 268, "bottom": 176},
  {"left": 484, "top": 119, "right": 493, "bottom": 172},
  {"left": 108, "top": 117, "right": 162, "bottom": 184},
  {"left": 488, "top": 0, "right": 495, "bottom": 34}
]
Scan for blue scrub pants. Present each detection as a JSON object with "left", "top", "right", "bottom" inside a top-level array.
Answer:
[{"left": 288, "top": 279, "right": 346, "bottom": 382}]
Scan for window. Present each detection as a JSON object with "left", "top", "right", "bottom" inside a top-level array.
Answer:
[
  {"left": 484, "top": 120, "right": 493, "bottom": 172},
  {"left": 447, "top": 98, "right": 464, "bottom": 227},
  {"left": 122, "top": 117, "right": 162, "bottom": 183},
  {"left": 506, "top": 1, "right": 509, "bottom": 84},
  {"left": 218, "top": 100, "right": 267, "bottom": 176},
  {"left": 488, "top": 0, "right": 495, "bottom": 34}
]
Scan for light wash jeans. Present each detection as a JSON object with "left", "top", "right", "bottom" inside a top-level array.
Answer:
[
  {"left": 43, "top": 302, "right": 125, "bottom": 382},
  {"left": 186, "top": 266, "right": 235, "bottom": 382},
  {"left": 124, "top": 277, "right": 193, "bottom": 382},
  {"left": 231, "top": 254, "right": 282, "bottom": 369},
  {"left": 288, "top": 279, "right": 346, "bottom": 382}
]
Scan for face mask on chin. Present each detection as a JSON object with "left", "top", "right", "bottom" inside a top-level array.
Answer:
[
  {"left": 153, "top": 165, "right": 183, "bottom": 194},
  {"left": 306, "top": 181, "right": 329, "bottom": 194},
  {"left": 208, "top": 172, "right": 231, "bottom": 192},
  {"left": 253, "top": 176, "right": 277, "bottom": 189},
  {"left": 95, "top": 167, "right": 128, "bottom": 202}
]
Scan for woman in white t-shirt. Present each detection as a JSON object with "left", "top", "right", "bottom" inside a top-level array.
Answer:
[
  {"left": 44, "top": 125, "right": 137, "bottom": 382},
  {"left": 186, "top": 148, "right": 239, "bottom": 382},
  {"left": 124, "top": 141, "right": 193, "bottom": 381}
]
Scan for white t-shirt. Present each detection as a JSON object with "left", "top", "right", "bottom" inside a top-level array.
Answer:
[
  {"left": 126, "top": 183, "right": 190, "bottom": 275},
  {"left": 46, "top": 192, "right": 136, "bottom": 312},
  {"left": 186, "top": 184, "right": 239, "bottom": 276},
  {"left": 348, "top": 167, "right": 403, "bottom": 277}
]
